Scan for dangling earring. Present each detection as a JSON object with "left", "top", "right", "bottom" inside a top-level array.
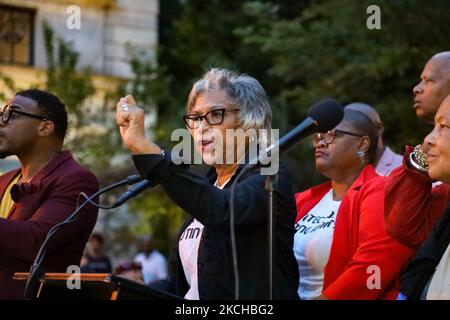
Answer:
[{"left": 357, "top": 150, "right": 366, "bottom": 163}]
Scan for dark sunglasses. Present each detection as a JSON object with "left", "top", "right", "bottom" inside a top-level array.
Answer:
[{"left": 0, "top": 105, "right": 50, "bottom": 123}]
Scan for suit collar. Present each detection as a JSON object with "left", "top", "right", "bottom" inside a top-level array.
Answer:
[
  {"left": 29, "top": 150, "right": 73, "bottom": 182},
  {"left": 4, "top": 151, "right": 74, "bottom": 203}
]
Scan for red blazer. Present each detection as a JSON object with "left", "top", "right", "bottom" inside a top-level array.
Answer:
[
  {"left": 384, "top": 145, "right": 450, "bottom": 248},
  {"left": 0, "top": 151, "right": 99, "bottom": 299},
  {"left": 295, "top": 165, "right": 414, "bottom": 300}
]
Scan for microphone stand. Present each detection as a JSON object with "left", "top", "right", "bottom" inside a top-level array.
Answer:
[
  {"left": 24, "top": 175, "right": 142, "bottom": 299},
  {"left": 229, "top": 159, "right": 279, "bottom": 301},
  {"left": 265, "top": 173, "right": 277, "bottom": 301},
  {"left": 229, "top": 99, "right": 343, "bottom": 298}
]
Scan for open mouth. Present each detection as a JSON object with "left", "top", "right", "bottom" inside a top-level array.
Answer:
[
  {"left": 202, "top": 139, "right": 212, "bottom": 146},
  {"left": 200, "top": 138, "right": 214, "bottom": 152}
]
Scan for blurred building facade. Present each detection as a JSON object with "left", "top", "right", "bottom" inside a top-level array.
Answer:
[
  {"left": 0, "top": 0, "right": 158, "bottom": 77},
  {"left": 0, "top": 0, "right": 159, "bottom": 171}
]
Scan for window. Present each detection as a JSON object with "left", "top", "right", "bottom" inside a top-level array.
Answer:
[{"left": 0, "top": 5, "right": 34, "bottom": 65}]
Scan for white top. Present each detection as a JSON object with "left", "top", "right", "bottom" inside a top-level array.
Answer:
[
  {"left": 375, "top": 146, "right": 403, "bottom": 176},
  {"left": 134, "top": 250, "right": 168, "bottom": 285},
  {"left": 179, "top": 218, "right": 205, "bottom": 300},
  {"left": 294, "top": 189, "right": 342, "bottom": 300},
  {"left": 178, "top": 176, "right": 232, "bottom": 300},
  {"left": 426, "top": 243, "right": 450, "bottom": 300}
]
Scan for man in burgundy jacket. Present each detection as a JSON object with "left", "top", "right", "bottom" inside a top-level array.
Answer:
[{"left": 0, "top": 89, "right": 99, "bottom": 299}]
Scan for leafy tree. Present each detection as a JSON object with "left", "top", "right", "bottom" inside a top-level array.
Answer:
[
  {"left": 43, "top": 22, "right": 186, "bottom": 257},
  {"left": 0, "top": 72, "right": 16, "bottom": 101},
  {"left": 43, "top": 21, "right": 95, "bottom": 126},
  {"left": 8, "top": 1, "right": 445, "bottom": 258},
  {"left": 42, "top": 21, "right": 130, "bottom": 181},
  {"left": 235, "top": 0, "right": 450, "bottom": 188}
]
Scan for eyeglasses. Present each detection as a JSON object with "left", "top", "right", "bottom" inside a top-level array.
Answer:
[
  {"left": 183, "top": 108, "right": 240, "bottom": 129},
  {"left": 313, "top": 129, "right": 365, "bottom": 147},
  {"left": 0, "top": 105, "right": 50, "bottom": 123}
]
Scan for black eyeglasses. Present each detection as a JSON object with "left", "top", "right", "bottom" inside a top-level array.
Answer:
[
  {"left": 313, "top": 129, "right": 365, "bottom": 147},
  {"left": 0, "top": 105, "right": 50, "bottom": 123},
  {"left": 183, "top": 108, "right": 240, "bottom": 129}
]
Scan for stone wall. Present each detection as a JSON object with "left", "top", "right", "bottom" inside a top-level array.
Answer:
[{"left": 0, "top": 0, "right": 158, "bottom": 78}]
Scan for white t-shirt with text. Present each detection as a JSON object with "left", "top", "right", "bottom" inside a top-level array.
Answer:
[
  {"left": 178, "top": 177, "right": 231, "bottom": 300},
  {"left": 294, "top": 189, "right": 341, "bottom": 300}
]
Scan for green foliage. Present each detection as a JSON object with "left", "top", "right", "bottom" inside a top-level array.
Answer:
[
  {"left": 5, "top": 1, "right": 445, "bottom": 258},
  {"left": 42, "top": 21, "right": 125, "bottom": 178},
  {"left": 0, "top": 72, "right": 16, "bottom": 101},
  {"left": 235, "top": 0, "right": 450, "bottom": 188},
  {"left": 125, "top": 47, "right": 175, "bottom": 141},
  {"left": 119, "top": 48, "right": 186, "bottom": 256},
  {"left": 129, "top": 187, "right": 185, "bottom": 256},
  {"left": 154, "top": 0, "right": 450, "bottom": 190},
  {"left": 155, "top": 0, "right": 285, "bottom": 139},
  {"left": 41, "top": 22, "right": 184, "bottom": 257},
  {"left": 43, "top": 21, "right": 95, "bottom": 125}
]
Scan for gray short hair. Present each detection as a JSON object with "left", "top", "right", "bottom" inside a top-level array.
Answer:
[{"left": 187, "top": 68, "right": 272, "bottom": 131}]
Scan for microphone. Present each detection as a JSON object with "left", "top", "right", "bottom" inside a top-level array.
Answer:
[
  {"left": 25, "top": 174, "right": 150, "bottom": 298},
  {"left": 229, "top": 99, "right": 343, "bottom": 299},
  {"left": 112, "top": 179, "right": 157, "bottom": 208},
  {"left": 252, "top": 98, "right": 344, "bottom": 167},
  {"left": 278, "top": 98, "right": 344, "bottom": 152}
]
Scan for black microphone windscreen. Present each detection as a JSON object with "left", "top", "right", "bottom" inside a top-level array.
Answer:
[{"left": 307, "top": 98, "right": 344, "bottom": 132}]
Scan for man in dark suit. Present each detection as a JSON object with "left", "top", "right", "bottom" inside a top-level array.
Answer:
[{"left": 0, "top": 89, "right": 99, "bottom": 299}]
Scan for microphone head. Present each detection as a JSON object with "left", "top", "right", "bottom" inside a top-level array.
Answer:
[{"left": 307, "top": 98, "right": 344, "bottom": 132}]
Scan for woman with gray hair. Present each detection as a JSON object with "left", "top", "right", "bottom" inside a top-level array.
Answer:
[{"left": 115, "top": 68, "right": 299, "bottom": 299}]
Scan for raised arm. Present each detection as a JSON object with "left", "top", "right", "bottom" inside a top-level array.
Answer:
[{"left": 384, "top": 146, "right": 450, "bottom": 249}]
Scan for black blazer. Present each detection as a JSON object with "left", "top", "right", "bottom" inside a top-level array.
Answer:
[
  {"left": 133, "top": 152, "right": 299, "bottom": 300},
  {"left": 400, "top": 202, "right": 450, "bottom": 299}
]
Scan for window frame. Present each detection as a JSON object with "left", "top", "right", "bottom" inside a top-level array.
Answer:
[{"left": 0, "top": 4, "right": 35, "bottom": 66}]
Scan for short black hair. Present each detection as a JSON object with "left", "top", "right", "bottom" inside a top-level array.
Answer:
[
  {"left": 342, "top": 109, "right": 378, "bottom": 164},
  {"left": 15, "top": 89, "right": 68, "bottom": 140}
]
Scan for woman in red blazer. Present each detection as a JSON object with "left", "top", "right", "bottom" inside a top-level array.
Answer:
[{"left": 294, "top": 108, "right": 414, "bottom": 300}]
